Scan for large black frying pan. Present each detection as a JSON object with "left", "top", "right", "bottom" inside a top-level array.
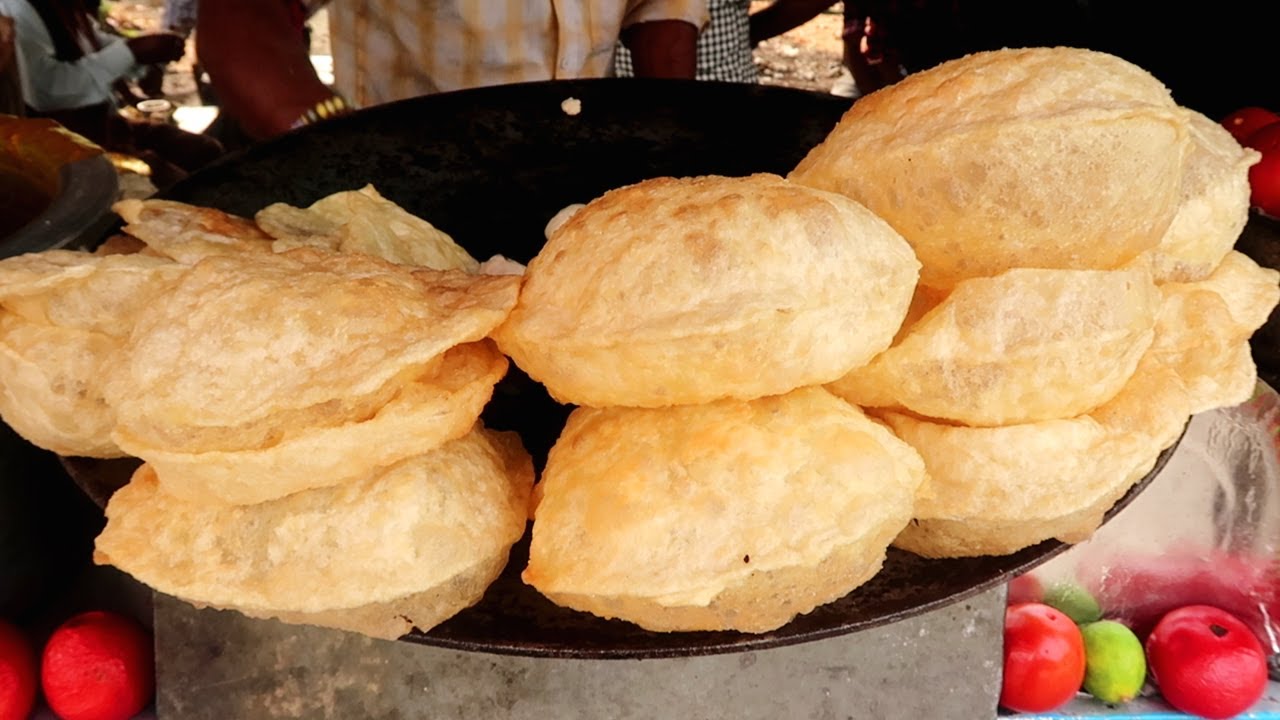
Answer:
[{"left": 68, "top": 78, "right": 1177, "bottom": 658}]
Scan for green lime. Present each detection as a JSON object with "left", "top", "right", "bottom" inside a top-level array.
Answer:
[
  {"left": 1043, "top": 583, "right": 1103, "bottom": 625},
  {"left": 1081, "top": 620, "right": 1147, "bottom": 705}
]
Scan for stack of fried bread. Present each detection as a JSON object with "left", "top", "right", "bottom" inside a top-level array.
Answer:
[
  {"left": 500, "top": 47, "right": 1278, "bottom": 630},
  {"left": 496, "top": 174, "right": 930, "bottom": 632},
  {"left": 790, "top": 47, "right": 1280, "bottom": 558},
  {"left": 0, "top": 187, "right": 533, "bottom": 639}
]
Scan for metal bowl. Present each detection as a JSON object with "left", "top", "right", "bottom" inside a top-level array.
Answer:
[{"left": 0, "top": 116, "right": 118, "bottom": 258}]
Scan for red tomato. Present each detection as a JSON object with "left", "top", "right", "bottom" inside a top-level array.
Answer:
[
  {"left": 1222, "top": 107, "right": 1280, "bottom": 145},
  {"left": 1000, "top": 603, "right": 1087, "bottom": 713},
  {"left": 1146, "top": 605, "right": 1268, "bottom": 720},
  {"left": 41, "top": 611, "right": 154, "bottom": 720},
  {"left": 1247, "top": 122, "right": 1280, "bottom": 217}
]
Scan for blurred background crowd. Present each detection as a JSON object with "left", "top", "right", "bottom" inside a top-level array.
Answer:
[{"left": 1, "top": 0, "right": 1276, "bottom": 189}]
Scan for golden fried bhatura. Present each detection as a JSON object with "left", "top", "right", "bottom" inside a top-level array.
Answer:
[
  {"left": 0, "top": 252, "right": 184, "bottom": 457},
  {"left": 114, "top": 198, "right": 274, "bottom": 263},
  {"left": 0, "top": 250, "right": 184, "bottom": 336},
  {"left": 790, "top": 47, "right": 1191, "bottom": 289},
  {"left": 257, "top": 185, "right": 480, "bottom": 271},
  {"left": 494, "top": 174, "right": 920, "bottom": 408},
  {"left": 524, "top": 387, "right": 927, "bottom": 633},
  {"left": 1149, "top": 251, "right": 1279, "bottom": 413},
  {"left": 1149, "top": 112, "right": 1259, "bottom": 283},
  {"left": 105, "top": 248, "right": 519, "bottom": 455},
  {"left": 828, "top": 265, "right": 1159, "bottom": 425},
  {"left": 1188, "top": 250, "right": 1280, "bottom": 334},
  {"left": 883, "top": 358, "right": 1190, "bottom": 558},
  {"left": 95, "top": 427, "right": 534, "bottom": 640},
  {"left": 112, "top": 341, "right": 510, "bottom": 505},
  {"left": 252, "top": 201, "right": 342, "bottom": 251},
  {"left": 0, "top": 316, "right": 121, "bottom": 457}
]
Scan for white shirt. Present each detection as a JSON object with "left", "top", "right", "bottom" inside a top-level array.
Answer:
[
  {"left": 0, "top": 0, "right": 137, "bottom": 112},
  {"left": 326, "top": 0, "right": 709, "bottom": 107}
]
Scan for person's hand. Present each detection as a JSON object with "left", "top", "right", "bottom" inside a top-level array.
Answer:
[{"left": 126, "top": 33, "right": 186, "bottom": 65}]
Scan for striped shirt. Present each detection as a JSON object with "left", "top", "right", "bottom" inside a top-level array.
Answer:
[{"left": 325, "top": 0, "right": 709, "bottom": 107}]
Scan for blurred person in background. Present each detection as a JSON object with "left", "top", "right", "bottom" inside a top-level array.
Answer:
[
  {"left": 198, "top": 0, "right": 709, "bottom": 141},
  {"left": 615, "top": 0, "right": 757, "bottom": 83},
  {"left": 0, "top": 0, "right": 222, "bottom": 185},
  {"left": 0, "top": 13, "right": 21, "bottom": 114},
  {"left": 162, "top": 0, "right": 199, "bottom": 36},
  {"left": 749, "top": 0, "right": 1276, "bottom": 118},
  {"left": 137, "top": 0, "right": 199, "bottom": 97},
  {"left": 749, "top": 0, "right": 1090, "bottom": 99}
]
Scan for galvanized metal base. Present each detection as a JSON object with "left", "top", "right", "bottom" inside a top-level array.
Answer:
[{"left": 154, "top": 586, "right": 1005, "bottom": 720}]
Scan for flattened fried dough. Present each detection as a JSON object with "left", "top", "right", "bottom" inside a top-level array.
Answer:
[
  {"left": 259, "top": 185, "right": 479, "bottom": 270},
  {"left": 0, "top": 251, "right": 184, "bottom": 457},
  {"left": 0, "top": 314, "right": 124, "bottom": 457},
  {"left": 95, "top": 427, "right": 533, "bottom": 639},
  {"left": 0, "top": 251, "right": 184, "bottom": 336},
  {"left": 106, "top": 249, "right": 520, "bottom": 453},
  {"left": 1149, "top": 112, "right": 1259, "bottom": 283},
  {"left": 1184, "top": 250, "right": 1280, "bottom": 334},
  {"left": 790, "top": 47, "right": 1190, "bottom": 288},
  {"left": 829, "top": 265, "right": 1159, "bottom": 425},
  {"left": 114, "top": 198, "right": 273, "bottom": 263},
  {"left": 525, "top": 387, "right": 926, "bottom": 632},
  {"left": 1146, "top": 253, "right": 1277, "bottom": 413},
  {"left": 883, "top": 358, "right": 1190, "bottom": 558},
  {"left": 115, "top": 342, "right": 510, "bottom": 504},
  {"left": 254, "top": 202, "right": 343, "bottom": 252},
  {"left": 495, "top": 174, "right": 920, "bottom": 407}
]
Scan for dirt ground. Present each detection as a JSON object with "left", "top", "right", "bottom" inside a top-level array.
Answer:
[
  {"left": 751, "top": 2, "right": 847, "bottom": 93},
  {"left": 104, "top": 0, "right": 849, "bottom": 104}
]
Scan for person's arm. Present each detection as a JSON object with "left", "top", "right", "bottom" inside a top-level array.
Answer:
[
  {"left": 197, "top": 0, "right": 333, "bottom": 139},
  {"left": 620, "top": 19, "right": 698, "bottom": 78},
  {"left": 619, "top": 0, "right": 705, "bottom": 79},
  {"left": 748, "top": 0, "right": 836, "bottom": 47},
  {"left": 4, "top": 2, "right": 171, "bottom": 112},
  {"left": 0, "top": 15, "right": 14, "bottom": 75}
]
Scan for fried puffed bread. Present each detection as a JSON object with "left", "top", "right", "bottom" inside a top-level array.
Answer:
[
  {"left": 1149, "top": 111, "right": 1259, "bottom": 283},
  {"left": 494, "top": 174, "right": 920, "bottom": 408},
  {"left": 524, "top": 387, "right": 927, "bottom": 633},
  {"left": 114, "top": 198, "right": 274, "bottom": 263},
  {"left": 1149, "top": 251, "right": 1280, "bottom": 414},
  {"left": 883, "top": 357, "right": 1191, "bottom": 558},
  {"left": 113, "top": 341, "right": 510, "bottom": 505},
  {"left": 256, "top": 185, "right": 481, "bottom": 271},
  {"left": 0, "top": 251, "right": 184, "bottom": 457},
  {"left": 95, "top": 426, "right": 533, "bottom": 640},
  {"left": 791, "top": 47, "right": 1191, "bottom": 289},
  {"left": 829, "top": 264, "right": 1160, "bottom": 425},
  {"left": 105, "top": 248, "right": 519, "bottom": 456}
]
